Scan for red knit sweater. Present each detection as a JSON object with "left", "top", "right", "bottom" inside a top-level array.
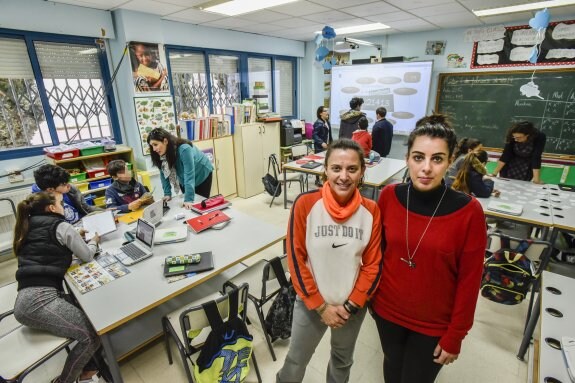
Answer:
[
  {"left": 351, "top": 130, "right": 372, "bottom": 157},
  {"left": 372, "top": 184, "right": 486, "bottom": 354}
]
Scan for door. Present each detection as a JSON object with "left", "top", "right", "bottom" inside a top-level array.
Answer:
[
  {"left": 213, "top": 136, "right": 237, "bottom": 197},
  {"left": 193, "top": 140, "right": 219, "bottom": 197}
]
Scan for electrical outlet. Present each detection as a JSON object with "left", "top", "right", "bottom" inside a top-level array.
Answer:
[{"left": 8, "top": 173, "right": 24, "bottom": 183}]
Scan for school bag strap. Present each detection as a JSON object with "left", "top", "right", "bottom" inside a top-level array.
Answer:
[
  {"left": 202, "top": 287, "right": 240, "bottom": 329},
  {"left": 269, "top": 257, "right": 290, "bottom": 288}
]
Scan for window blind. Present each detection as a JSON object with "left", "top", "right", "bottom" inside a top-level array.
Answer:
[
  {"left": 275, "top": 59, "right": 293, "bottom": 117},
  {"left": 34, "top": 41, "right": 102, "bottom": 79},
  {"left": 0, "top": 38, "right": 34, "bottom": 79},
  {"left": 248, "top": 57, "right": 273, "bottom": 111},
  {"left": 169, "top": 52, "right": 206, "bottom": 73},
  {"left": 208, "top": 55, "right": 238, "bottom": 75}
]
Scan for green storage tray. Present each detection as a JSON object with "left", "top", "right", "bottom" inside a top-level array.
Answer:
[
  {"left": 69, "top": 172, "right": 87, "bottom": 183},
  {"left": 79, "top": 145, "right": 104, "bottom": 156}
]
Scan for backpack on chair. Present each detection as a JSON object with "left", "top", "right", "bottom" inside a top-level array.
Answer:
[
  {"left": 481, "top": 236, "right": 535, "bottom": 305},
  {"left": 262, "top": 154, "right": 281, "bottom": 197}
]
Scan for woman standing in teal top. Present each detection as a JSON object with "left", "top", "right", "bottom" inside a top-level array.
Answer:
[{"left": 147, "top": 128, "right": 214, "bottom": 209}]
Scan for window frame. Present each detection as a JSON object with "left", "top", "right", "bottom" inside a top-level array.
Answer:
[
  {"left": 0, "top": 28, "right": 122, "bottom": 160},
  {"left": 165, "top": 45, "right": 297, "bottom": 119}
]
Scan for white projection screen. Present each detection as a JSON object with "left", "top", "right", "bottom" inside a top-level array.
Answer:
[{"left": 330, "top": 61, "right": 433, "bottom": 136}]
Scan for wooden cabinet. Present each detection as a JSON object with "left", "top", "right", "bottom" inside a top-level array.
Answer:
[
  {"left": 45, "top": 145, "right": 136, "bottom": 207},
  {"left": 193, "top": 135, "right": 237, "bottom": 197},
  {"left": 234, "top": 122, "right": 280, "bottom": 198}
]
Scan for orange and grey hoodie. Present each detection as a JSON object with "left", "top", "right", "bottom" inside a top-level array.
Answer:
[{"left": 287, "top": 185, "right": 382, "bottom": 310}]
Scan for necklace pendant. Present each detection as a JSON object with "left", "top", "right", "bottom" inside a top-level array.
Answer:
[{"left": 400, "top": 258, "right": 416, "bottom": 269}]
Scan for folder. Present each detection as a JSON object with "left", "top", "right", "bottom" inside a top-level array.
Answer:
[{"left": 185, "top": 210, "right": 231, "bottom": 233}]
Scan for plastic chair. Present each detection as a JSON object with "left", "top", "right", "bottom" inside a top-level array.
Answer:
[
  {"left": 161, "top": 283, "right": 262, "bottom": 383},
  {"left": 0, "top": 282, "right": 74, "bottom": 383},
  {"left": 268, "top": 154, "right": 305, "bottom": 207},
  {"left": 0, "top": 198, "right": 16, "bottom": 258},
  {"left": 223, "top": 255, "right": 289, "bottom": 361}
]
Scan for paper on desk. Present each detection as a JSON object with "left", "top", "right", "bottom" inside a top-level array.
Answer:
[{"left": 82, "top": 210, "right": 117, "bottom": 240}]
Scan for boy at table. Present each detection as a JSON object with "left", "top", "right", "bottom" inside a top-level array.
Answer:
[{"left": 105, "top": 160, "right": 153, "bottom": 212}]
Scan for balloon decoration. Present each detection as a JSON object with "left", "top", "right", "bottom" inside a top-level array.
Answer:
[
  {"left": 527, "top": 8, "right": 550, "bottom": 65},
  {"left": 314, "top": 26, "right": 337, "bottom": 70}
]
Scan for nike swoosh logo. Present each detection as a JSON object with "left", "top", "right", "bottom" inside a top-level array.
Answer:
[{"left": 332, "top": 243, "right": 347, "bottom": 248}]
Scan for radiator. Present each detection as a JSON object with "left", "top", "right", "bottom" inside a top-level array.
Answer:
[{"left": 0, "top": 187, "right": 29, "bottom": 233}]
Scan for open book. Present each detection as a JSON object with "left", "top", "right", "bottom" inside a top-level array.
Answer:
[{"left": 67, "top": 254, "right": 131, "bottom": 294}]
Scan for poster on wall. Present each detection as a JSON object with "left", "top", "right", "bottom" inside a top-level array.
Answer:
[
  {"left": 330, "top": 61, "right": 433, "bottom": 136},
  {"left": 471, "top": 20, "right": 575, "bottom": 68},
  {"left": 129, "top": 41, "right": 170, "bottom": 93},
  {"left": 425, "top": 41, "right": 446, "bottom": 55},
  {"left": 134, "top": 96, "right": 177, "bottom": 156}
]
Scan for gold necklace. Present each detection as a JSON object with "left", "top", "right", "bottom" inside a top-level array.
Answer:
[{"left": 402, "top": 184, "right": 447, "bottom": 269}]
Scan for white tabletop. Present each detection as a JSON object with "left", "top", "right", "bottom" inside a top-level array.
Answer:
[
  {"left": 475, "top": 178, "right": 555, "bottom": 227},
  {"left": 546, "top": 184, "right": 575, "bottom": 231},
  {"left": 66, "top": 199, "right": 285, "bottom": 335},
  {"left": 539, "top": 271, "right": 575, "bottom": 383},
  {"left": 283, "top": 152, "right": 406, "bottom": 188}
]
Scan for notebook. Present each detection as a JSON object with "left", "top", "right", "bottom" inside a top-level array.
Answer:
[
  {"left": 163, "top": 251, "right": 214, "bottom": 277},
  {"left": 154, "top": 226, "right": 188, "bottom": 245},
  {"left": 487, "top": 201, "right": 524, "bottom": 216},
  {"left": 185, "top": 210, "right": 231, "bottom": 233},
  {"left": 190, "top": 197, "right": 231, "bottom": 214},
  {"left": 110, "top": 219, "right": 155, "bottom": 266},
  {"left": 142, "top": 199, "right": 168, "bottom": 227},
  {"left": 81, "top": 210, "right": 117, "bottom": 240},
  {"left": 117, "top": 209, "right": 144, "bottom": 225}
]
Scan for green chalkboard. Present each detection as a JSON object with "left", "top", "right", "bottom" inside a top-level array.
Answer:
[{"left": 435, "top": 69, "right": 575, "bottom": 155}]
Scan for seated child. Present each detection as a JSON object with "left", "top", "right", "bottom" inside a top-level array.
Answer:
[
  {"left": 32, "top": 164, "right": 102, "bottom": 224},
  {"left": 451, "top": 150, "right": 497, "bottom": 198},
  {"left": 105, "top": 160, "right": 153, "bottom": 212},
  {"left": 351, "top": 116, "right": 372, "bottom": 157}
]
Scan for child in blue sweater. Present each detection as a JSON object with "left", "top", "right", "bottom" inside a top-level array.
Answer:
[{"left": 105, "top": 160, "right": 153, "bottom": 212}]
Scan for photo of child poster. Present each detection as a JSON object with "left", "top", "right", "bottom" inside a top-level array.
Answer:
[
  {"left": 426, "top": 40, "right": 446, "bottom": 55},
  {"left": 129, "top": 41, "right": 170, "bottom": 93}
]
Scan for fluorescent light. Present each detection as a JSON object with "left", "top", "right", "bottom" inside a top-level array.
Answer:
[
  {"left": 315, "top": 23, "right": 390, "bottom": 35},
  {"left": 198, "top": 0, "right": 298, "bottom": 16},
  {"left": 473, "top": 0, "right": 575, "bottom": 17}
]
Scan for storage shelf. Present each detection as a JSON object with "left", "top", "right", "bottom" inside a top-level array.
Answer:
[
  {"left": 82, "top": 185, "right": 109, "bottom": 195},
  {"left": 52, "top": 146, "right": 132, "bottom": 165}
]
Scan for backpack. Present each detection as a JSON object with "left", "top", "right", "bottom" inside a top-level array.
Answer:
[
  {"left": 481, "top": 237, "right": 534, "bottom": 305},
  {"left": 193, "top": 287, "right": 254, "bottom": 383},
  {"left": 264, "top": 257, "right": 296, "bottom": 342},
  {"left": 262, "top": 154, "right": 281, "bottom": 197}
]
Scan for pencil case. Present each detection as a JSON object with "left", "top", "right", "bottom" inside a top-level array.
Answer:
[{"left": 165, "top": 254, "right": 201, "bottom": 265}]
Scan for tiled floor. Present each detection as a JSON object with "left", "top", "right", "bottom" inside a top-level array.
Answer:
[{"left": 0, "top": 177, "right": 532, "bottom": 382}]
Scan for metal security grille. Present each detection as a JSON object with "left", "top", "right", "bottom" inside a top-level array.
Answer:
[
  {"left": 35, "top": 41, "right": 112, "bottom": 142},
  {"left": 0, "top": 78, "right": 49, "bottom": 149},
  {"left": 172, "top": 73, "right": 210, "bottom": 117},
  {"left": 209, "top": 55, "right": 240, "bottom": 115}
]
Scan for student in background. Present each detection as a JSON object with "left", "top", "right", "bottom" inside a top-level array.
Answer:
[
  {"left": 372, "top": 107, "right": 394, "bottom": 157},
  {"left": 490, "top": 121, "right": 546, "bottom": 184},
  {"left": 351, "top": 116, "right": 372, "bottom": 157},
  {"left": 339, "top": 97, "right": 365, "bottom": 139},
  {"left": 32, "top": 164, "right": 102, "bottom": 224},
  {"left": 445, "top": 138, "right": 482, "bottom": 187},
  {"left": 13, "top": 192, "right": 101, "bottom": 383},
  {"left": 451, "top": 150, "right": 496, "bottom": 198},
  {"left": 312, "top": 105, "right": 333, "bottom": 187},
  {"left": 372, "top": 114, "right": 486, "bottom": 383},
  {"left": 105, "top": 160, "right": 153, "bottom": 212},
  {"left": 147, "top": 128, "right": 214, "bottom": 209},
  {"left": 277, "top": 139, "right": 382, "bottom": 383}
]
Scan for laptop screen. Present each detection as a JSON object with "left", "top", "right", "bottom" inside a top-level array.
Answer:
[
  {"left": 136, "top": 219, "right": 155, "bottom": 247},
  {"left": 143, "top": 199, "right": 163, "bottom": 224}
]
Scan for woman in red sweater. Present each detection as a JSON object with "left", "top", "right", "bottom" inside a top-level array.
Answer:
[{"left": 372, "top": 114, "right": 486, "bottom": 383}]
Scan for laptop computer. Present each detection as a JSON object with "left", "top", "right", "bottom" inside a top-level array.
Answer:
[
  {"left": 142, "top": 199, "right": 169, "bottom": 227},
  {"left": 487, "top": 200, "right": 524, "bottom": 216},
  {"left": 111, "top": 219, "right": 155, "bottom": 266},
  {"left": 154, "top": 226, "right": 188, "bottom": 245}
]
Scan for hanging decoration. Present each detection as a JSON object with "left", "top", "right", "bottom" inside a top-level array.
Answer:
[
  {"left": 520, "top": 8, "right": 550, "bottom": 99},
  {"left": 314, "top": 26, "right": 337, "bottom": 70}
]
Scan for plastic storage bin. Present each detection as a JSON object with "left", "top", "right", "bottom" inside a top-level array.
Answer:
[
  {"left": 93, "top": 196, "right": 106, "bottom": 207},
  {"left": 79, "top": 145, "right": 104, "bottom": 156},
  {"left": 87, "top": 168, "right": 108, "bottom": 178},
  {"left": 68, "top": 172, "right": 87, "bottom": 183},
  {"left": 88, "top": 178, "right": 112, "bottom": 189},
  {"left": 45, "top": 148, "right": 80, "bottom": 160},
  {"left": 76, "top": 182, "right": 89, "bottom": 192},
  {"left": 84, "top": 194, "right": 95, "bottom": 206}
]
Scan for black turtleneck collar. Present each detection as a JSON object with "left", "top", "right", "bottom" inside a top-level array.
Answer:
[{"left": 394, "top": 181, "right": 471, "bottom": 217}]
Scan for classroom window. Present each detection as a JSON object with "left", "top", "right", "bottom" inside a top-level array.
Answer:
[
  {"left": 274, "top": 59, "right": 294, "bottom": 117},
  {"left": 0, "top": 37, "right": 49, "bottom": 150},
  {"left": 0, "top": 30, "right": 120, "bottom": 160},
  {"left": 208, "top": 54, "right": 241, "bottom": 115},
  {"left": 168, "top": 51, "right": 210, "bottom": 117},
  {"left": 248, "top": 57, "right": 273, "bottom": 115}
]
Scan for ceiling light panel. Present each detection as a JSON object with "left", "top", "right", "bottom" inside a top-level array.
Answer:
[
  {"left": 199, "top": 0, "right": 299, "bottom": 17},
  {"left": 473, "top": 0, "right": 575, "bottom": 16}
]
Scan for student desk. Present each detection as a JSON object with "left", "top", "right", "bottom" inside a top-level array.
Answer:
[
  {"left": 282, "top": 153, "right": 406, "bottom": 208},
  {"left": 66, "top": 198, "right": 285, "bottom": 383}
]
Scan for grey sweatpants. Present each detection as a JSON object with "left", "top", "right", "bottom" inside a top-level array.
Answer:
[
  {"left": 14, "top": 287, "right": 101, "bottom": 383},
  {"left": 276, "top": 297, "right": 367, "bottom": 383}
]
